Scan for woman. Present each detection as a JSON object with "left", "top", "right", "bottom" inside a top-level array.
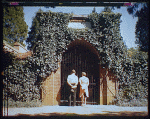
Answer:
[{"left": 79, "top": 72, "right": 89, "bottom": 106}]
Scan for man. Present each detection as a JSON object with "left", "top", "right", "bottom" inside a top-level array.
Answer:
[
  {"left": 79, "top": 72, "right": 89, "bottom": 106},
  {"left": 67, "top": 69, "right": 78, "bottom": 106}
]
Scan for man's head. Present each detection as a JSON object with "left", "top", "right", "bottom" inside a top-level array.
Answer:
[
  {"left": 71, "top": 69, "right": 76, "bottom": 74},
  {"left": 82, "top": 72, "right": 86, "bottom": 76}
]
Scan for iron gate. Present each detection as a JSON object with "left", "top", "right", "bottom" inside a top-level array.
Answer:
[{"left": 61, "top": 43, "right": 100, "bottom": 105}]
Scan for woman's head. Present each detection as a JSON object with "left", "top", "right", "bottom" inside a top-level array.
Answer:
[{"left": 82, "top": 72, "right": 86, "bottom": 76}]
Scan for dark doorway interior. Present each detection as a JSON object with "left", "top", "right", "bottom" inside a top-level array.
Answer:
[{"left": 61, "top": 43, "right": 100, "bottom": 105}]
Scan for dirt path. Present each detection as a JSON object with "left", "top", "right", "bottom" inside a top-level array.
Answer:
[{"left": 3, "top": 105, "right": 148, "bottom": 117}]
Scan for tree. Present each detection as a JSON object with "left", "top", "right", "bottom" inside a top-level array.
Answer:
[
  {"left": 3, "top": 10, "right": 72, "bottom": 102},
  {"left": 103, "top": 6, "right": 112, "bottom": 13},
  {"left": 26, "top": 9, "right": 43, "bottom": 50},
  {"left": 26, "top": 15, "right": 40, "bottom": 50},
  {"left": 3, "top": 6, "right": 28, "bottom": 46},
  {"left": 127, "top": 3, "right": 149, "bottom": 52},
  {"left": 113, "top": 3, "right": 149, "bottom": 52},
  {"left": 92, "top": 7, "right": 96, "bottom": 13},
  {"left": 1, "top": 48, "right": 16, "bottom": 73}
]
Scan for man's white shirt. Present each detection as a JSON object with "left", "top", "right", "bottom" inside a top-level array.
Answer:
[{"left": 67, "top": 73, "right": 78, "bottom": 88}]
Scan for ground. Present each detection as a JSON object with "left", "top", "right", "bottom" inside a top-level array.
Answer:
[{"left": 3, "top": 105, "right": 148, "bottom": 117}]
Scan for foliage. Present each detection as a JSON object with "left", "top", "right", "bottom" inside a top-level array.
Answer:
[
  {"left": 3, "top": 10, "right": 72, "bottom": 102},
  {"left": 3, "top": 8, "right": 148, "bottom": 106},
  {"left": 127, "top": 47, "right": 148, "bottom": 95},
  {"left": 92, "top": 7, "right": 96, "bottom": 13},
  {"left": 134, "top": 3, "right": 149, "bottom": 52},
  {"left": 88, "top": 7, "right": 126, "bottom": 73},
  {"left": 114, "top": 3, "right": 149, "bottom": 52},
  {"left": 3, "top": 57, "right": 41, "bottom": 102},
  {"left": 26, "top": 9, "right": 42, "bottom": 50},
  {"left": 3, "top": 98, "right": 42, "bottom": 107},
  {"left": 1, "top": 47, "right": 16, "bottom": 72},
  {"left": 114, "top": 47, "right": 148, "bottom": 106},
  {"left": 3, "top": 6, "right": 28, "bottom": 46}
]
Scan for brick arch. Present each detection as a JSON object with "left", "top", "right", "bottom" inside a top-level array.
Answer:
[
  {"left": 61, "top": 39, "right": 100, "bottom": 105},
  {"left": 41, "top": 38, "right": 118, "bottom": 106},
  {"left": 66, "top": 38, "right": 100, "bottom": 59}
]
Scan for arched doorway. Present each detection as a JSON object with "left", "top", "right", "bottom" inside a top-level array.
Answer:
[{"left": 61, "top": 39, "right": 100, "bottom": 105}]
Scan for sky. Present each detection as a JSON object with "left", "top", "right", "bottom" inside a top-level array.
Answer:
[{"left": 23, "top": 6, "right": 138, "bottom": 49}]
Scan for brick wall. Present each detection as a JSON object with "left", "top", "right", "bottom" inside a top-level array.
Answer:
[
  {"left": 107, "top": 70, "right": 118, "bottom": 105},
  {"left": 41, "top": 62, "right": 61, "bottom": 106},
  {"left": 41, "top": 63, "right": 118, "bottom": 106},
  {"left": 17, "top": 51, "right": 32, "bottom": 59},
  {"left": 99, "top": 66, "right": 118, "bottom": 105}
]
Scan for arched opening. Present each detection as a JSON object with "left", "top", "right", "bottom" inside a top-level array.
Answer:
[{"left": 61, "top": 39, "right": 100, "bottom": 105}]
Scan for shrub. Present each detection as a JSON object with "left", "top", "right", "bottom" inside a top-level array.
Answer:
[{"left": 3, "top": 98, "right": 42, "bottom": 108}]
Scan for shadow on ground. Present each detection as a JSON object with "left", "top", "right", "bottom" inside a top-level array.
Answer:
[{"left": 14, "top": 111, "right": 148, "bottom": 117}]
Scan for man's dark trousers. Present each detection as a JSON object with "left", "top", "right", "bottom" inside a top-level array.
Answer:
[{"left": 69, "top": 88, "right": 77, "bottom": 106}]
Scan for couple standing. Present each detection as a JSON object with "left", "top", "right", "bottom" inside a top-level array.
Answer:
[{"left": 67, "top": 69, "right": 89, "bottom": 106}]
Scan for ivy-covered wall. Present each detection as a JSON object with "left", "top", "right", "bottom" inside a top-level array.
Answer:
[
  {"left": 33, "top": 10, "right": 124, "bottom": 76},
  {"left": 3, "top": 8, "right": 148, "bottom": 106}
]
